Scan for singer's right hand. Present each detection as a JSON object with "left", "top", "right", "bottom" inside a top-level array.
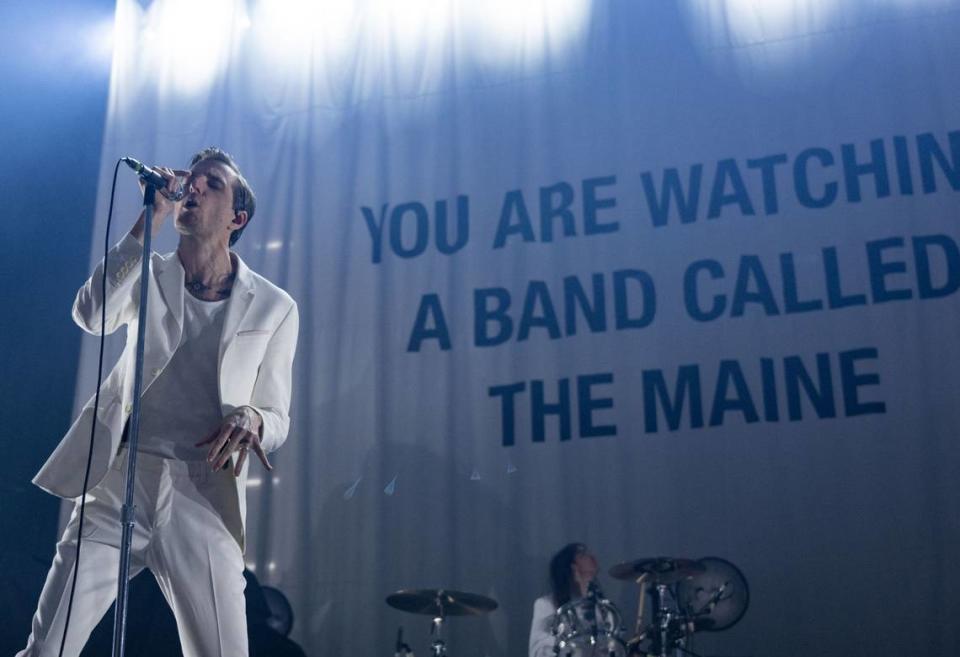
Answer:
[{"left": 130, "top": 166, "right": 191, "bottom": 244}]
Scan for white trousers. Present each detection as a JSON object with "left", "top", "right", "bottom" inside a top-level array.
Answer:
[{"left": 18, "top": 449, "right": 248, "bottom": 657}]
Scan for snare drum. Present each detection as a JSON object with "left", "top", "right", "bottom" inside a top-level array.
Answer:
[{"left": 553, "top": 597, "right": 627, "bottom": 657}]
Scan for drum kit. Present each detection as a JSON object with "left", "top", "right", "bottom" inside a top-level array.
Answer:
[
  {"left": 610, "top": 556, "right": 749, "bottom": 657},
  {"left": 385, "top": 556, "right": 748, "bottom": 657}
]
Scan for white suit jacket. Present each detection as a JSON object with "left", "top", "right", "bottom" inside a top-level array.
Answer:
[{"left": 33, "top": 232, "right": 299, "bottom": 549}]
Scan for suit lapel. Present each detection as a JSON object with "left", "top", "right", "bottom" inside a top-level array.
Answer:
[
  {"left": 153, "top": 252, "right": 185, "bottom": 352},
  {"left": 218, "top": 252, "right": 256, "bottom": 373}
]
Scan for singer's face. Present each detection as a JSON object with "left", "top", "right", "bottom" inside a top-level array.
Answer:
[{"left": 175, "top": 159, "right": 241, "bottom": 243}]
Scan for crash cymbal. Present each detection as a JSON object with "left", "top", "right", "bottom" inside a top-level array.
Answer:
[
  {"left": 386, "top": 589, "right": 498, "bottom": 617},
  {"left": 609, "top": 557, "right": 705, "bottom": 583}
]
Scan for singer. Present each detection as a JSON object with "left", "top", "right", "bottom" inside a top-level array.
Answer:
[
  {"left": 17, "top": 147, "right": 299, "bottom": 657},
  {"left": 528, "top": 543, "right": 601, "bottom": 657}
]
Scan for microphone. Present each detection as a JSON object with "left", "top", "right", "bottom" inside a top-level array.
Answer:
[
  {"left": 585, "top": 580, "right": 603, "bottom": 625},
  {"left": 587, "top": 579, "right": 605, "bottom": 600},
  {"left": 122, "top": 157, "right": 184, "bottom": 200}
]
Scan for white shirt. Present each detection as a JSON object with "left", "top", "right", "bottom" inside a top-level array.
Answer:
[
  {"left": 530, "top": 595, "right": 558, "bottom": 657},
  {"left": 138, "top": 293, "right": 228, "bottom": 460}
]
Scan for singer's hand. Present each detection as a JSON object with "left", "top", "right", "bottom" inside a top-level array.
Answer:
[
  {"left": 195, "top": 406, "right": 272, "bottom": 475},
  {"left": 130, "top": 166, "right": 191, "bottom": 244}
]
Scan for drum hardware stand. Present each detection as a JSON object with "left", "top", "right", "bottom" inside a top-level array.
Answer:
[
  {"left": 429, "top": 594, "right": 448, "bottom": 657},
  {"left": 589, "top": 580, "right": 623, "bottom": 657},
  {"left": 587, "top": 581, "right": 602, "bottom": 648},
  {"left": 653, "top": 583, "right": 694, "bottom": 657},
  {"left": 627, "top": 580, "right": 694, "bottom": 657},
  {"left": 385, "top": 588, "right": 497, "bottom": 657},
  {"left": 394, "top": 626, "right": 414, "bottom": 657},
  {"left": 430, "top": 612, "right": 447, "bottom": 657},
  {"left": 627, "top": 574, "right": 650, "bottom": 655},
  {"left": 655, "top": 584, "right": 672, "bottom": 657}
]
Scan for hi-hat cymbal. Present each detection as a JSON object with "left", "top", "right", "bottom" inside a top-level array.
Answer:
[
  {"left": 609, "top": 557, "right": 705, "bottom": 583},
  {"left": 386, "top": 589, "right": 498, "bottom": 617}
]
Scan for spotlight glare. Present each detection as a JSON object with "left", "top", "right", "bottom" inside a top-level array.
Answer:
[
  {"left": 144, "top": 0, "right": 246, "bottom": 95},
  {"left": 85, "top": 16, "right": 117, "bottom": 66},
  {"left": 367, "top": 0, "right": 450, "bottom": 51},
  {"left": 252, "top": 0, "right": 356, "bottom": 65},
  {"left": 466, "top": 0, "right": 590, "bottom": 65},
  {"left": 681, "top": 0, "right": 842, "bottom": 49},
  {"left": 679, "top": 0, "right": 849, "bottom": 85}
]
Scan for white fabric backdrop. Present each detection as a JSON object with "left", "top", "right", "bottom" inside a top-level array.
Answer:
[{"left": 74, "top": 1, "right": 960, "bottom": 655}]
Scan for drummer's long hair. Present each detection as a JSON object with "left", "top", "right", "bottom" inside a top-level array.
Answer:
[{"left": 549, "top": 543, "right": 585, "bottom": 607}]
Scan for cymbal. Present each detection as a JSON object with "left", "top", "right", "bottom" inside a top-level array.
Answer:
[
  {"left": 609, "top": 557, "right": 705, "bottom": 583},
  {"left": 386, "top": 589, "right": 498, "bottom": 617}
]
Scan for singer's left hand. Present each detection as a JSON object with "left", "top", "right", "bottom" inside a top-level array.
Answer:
[{"left": 196, "top": 406, "right": 272, "bottom": 475}]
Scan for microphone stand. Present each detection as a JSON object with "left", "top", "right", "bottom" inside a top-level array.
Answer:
[{"left": 110, "top": 181, "right": 158, "bottom": 657}]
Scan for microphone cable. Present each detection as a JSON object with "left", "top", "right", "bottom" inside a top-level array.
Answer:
[{"left": 57, "top": 157, "right": 123, "bottom": 657}]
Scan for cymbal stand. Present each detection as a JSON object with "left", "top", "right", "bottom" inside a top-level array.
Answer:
[
  {"left": 657, "top": 584, "right": 672, "bottom": 657},
  {"left": 587, "top": 583, "right": 600, "bottom": 648},
  {"left": 652, "top": 584, "right": 692, "bottom": 657},
  {"left": 430, "top": 596, "right": 447, "bottom": 657}
]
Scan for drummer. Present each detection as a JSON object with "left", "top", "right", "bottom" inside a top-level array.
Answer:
[{"left": 528, "top": 543, "right": 599, "bottom": 657}]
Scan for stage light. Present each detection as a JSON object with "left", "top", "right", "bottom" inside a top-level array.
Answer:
[
  {"left": 679, "top": 0, "right": 846, "bottom": 86},
  {"left": 474, "top": 0, "right": 588, "bottom": 39},
  {"left": 141, "top": 0, "right": 248, "bottom": 95},
  {"left": 84, "top": 15, "right": 116, "bottom": 67},
  {"left": 248, "top": 0, "right": 590, "bottom": 97},
  {"left": 109, "top": 0, "right": 596, "bottom": 108},
  {"left": 366, "top": 0, "right": 451, "bottom": 54},
  {"left": 724, "top": 0, "right": 811, "bottom": 42},
  {"left": 251, "top": 0, "right": 356, "bottom": 66},
  {"left": 682, "top": 0, "right": 841, "bottom": 49},
  {"left": 466, "top": 0, "right": 591, "bottom": 65}
]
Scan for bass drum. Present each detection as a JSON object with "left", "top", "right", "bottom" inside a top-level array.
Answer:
[
  {"left": 676, "top": 556, "right": 749, "bottom": 632},
  {"left": 553, "top": 598, "right": 627, "bottom": 657}
]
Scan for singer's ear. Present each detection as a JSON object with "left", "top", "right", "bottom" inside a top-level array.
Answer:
[{"left": 232, "top": 210, "right": 249, "bottom": 228}]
